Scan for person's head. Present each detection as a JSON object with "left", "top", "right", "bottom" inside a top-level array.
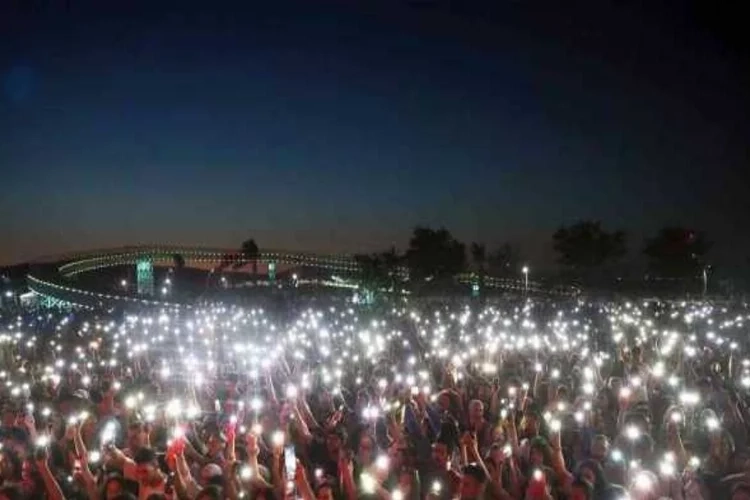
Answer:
[
  {"left": 608, "top": 377, "right": 623, "bottom": 395},
  {"left": 631, "top": 345, "right": 642, "bottom": 363},
  {"left": 575, "top": 460, "right": 606, "bottom": 491},
  {"left": 731, "top": 483, "right": 750, "bottom": 500},
  {"left": 475, "top": 384, "right": 492, "bottom": 403},
  {"left": 569, "top": 478, "right": 593, "bottom": 500},
  {"left": 325, "top": 428, "right": 345, "bottom": 456},
  {"left": 520, "top": 410, "right": 540, "bottom": 438},
  {"left": 133, "top": 447, "right": 160, "bottom": 485},
  {"left": 398, "top": 467, "right": 420, "bottom": 499},
  {"left": 437, "top": 392, "right": 452, "bottom": 413},
  {"left": 1, "top": 407, "right": 15, "bottom": 427},
  {"left": 488, "top": 443, "right": 506, "bottom": 466},
  {"left": 206, "top": 432, "right": 226, "bottom": 456},
  {"left": 595, "top": 388, "right": 616, "bottom": 414},
  {"left": 110, "top": 494, "right": 137, "bottom": 500},
  {"left": 356, "top": 390, "right": 370, "bottom": 412},
  {"left": 357, "top": 433, "right": 375, "bottom": 465},
  {"left": 529, "top": 438, "right": 549, "bottom": 468},
  {"left": 127, "top": 421, "right": 148, "bottom": 450},
  {"left": 468, "top": 400, "right": 484, "bottom": 427},
  {"left": 710, "top": 429, "right": 736, "bottom": 465},
  {"left": 459, "top": 463, "right": 486, "bottom": 500},
  {"left": 0, "top": 484, "right": 22, "bottom": 500},
  {"left": 196, "top": 485, "right": 223, "bottom": 500},
  {"left": 632, "top": 433, "right": 655, "bottom": 463},
  {"left": 317, "top": 390, "right": 334, "bottom": 414},
  {"left": 20, "top": 458, "right": 38, "bottom": 483},
  {"left": 316, "top": 483, "right": 334, "bottom": 500},
  {"left": 200, "top": 463, "right": 224, "bottom": 486},
  {"left": 81, "top": 413, "right": 99, "bottom": 442},
  {"left": 589, "top": 435, "right": 610, "bottom": 461},
  {"left": 103, "top": 474, "right": 125, "bottom": 500},
  {"left": 0, "top": 449, "right": 22, "bottom": 482}
]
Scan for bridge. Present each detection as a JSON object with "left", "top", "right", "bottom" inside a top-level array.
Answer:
[{"left": 26, "top": 245, "right": 571, "bottom": 310}]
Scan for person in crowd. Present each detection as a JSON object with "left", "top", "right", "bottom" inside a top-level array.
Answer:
[{"left": 0, "top": 296, "right": 749, "bottom": 500}]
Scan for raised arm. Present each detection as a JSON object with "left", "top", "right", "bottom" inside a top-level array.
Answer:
[{"left": 36, "top": 449, "right": 66, "bottom": 500}]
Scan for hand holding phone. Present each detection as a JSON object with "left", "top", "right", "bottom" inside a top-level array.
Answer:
[{"left": 284, "top": 445, "right": 296, "bottom": 478}]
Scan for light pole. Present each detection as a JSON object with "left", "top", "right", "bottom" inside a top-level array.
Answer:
[
  {"left": 522, "top": 266, "right": 529, "bottom": 293},
  {"left": 702, "top": 266, "right": 710, "bottom": 297}
]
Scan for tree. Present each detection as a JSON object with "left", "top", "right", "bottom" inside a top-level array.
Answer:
[
  {"left": 354, "top": 247, "right": 403, "bottom": 292},
  {"left": 241, "top": 238, "right": 259, "bottom": 275},
  {"left": 217, "top": 253, "right": 234, "bottom": 271},
  {"left": 470, "top": 242, "right": 487, "bottom": 273},
  {"left": 354, "top": 253, "right": 388, "bottom": 291},
  {"left": 405, "top": 227, "right": 466, "bottom": 281},
  {"left": 643, "top": 227, "right": 710, "bottom": 279},
  {"left": 172, "top": 253, "right": 185, "bottom": 269},
  {"left": 379, "top": 246, "right": 402, "bottom": 290},
  {"left": 553, "top": 221, "right": 626, "bottom": 271},
  {"left": 488, "top": 243, "right": 518, "bottom": 276}
]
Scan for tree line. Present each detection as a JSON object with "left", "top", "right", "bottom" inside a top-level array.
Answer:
[
  {"left": 221, "top": 222, "right": 711, "bottom": 291},
  {"left": 352, "top": 222, "right": 711, "bottom": 289}
]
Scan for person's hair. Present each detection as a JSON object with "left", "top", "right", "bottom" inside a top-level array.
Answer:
[
  {"left": 111, "top": 494, "right": 137, "bottom": 500},
  {"left": 575, "top": 459, "right": 607, "bottom": 492},
  {"left": 732, "top": 482, "right": 750, "bottom": 496},
  {"left": 462, "top": 463, "right": 487, "bottom": 484},
  {"left": 196, "top": 484, "right": 223, "bottom": 500},
  {"left": 529, "top": 436, "right": 553, "bottom": 465},
  {"left": 146, "top": 494, "right": 167, "bottom": 500},
  {"left": 133, "top": 447, "right": 157, "bottom": 465},
  {"left": 571, "top": 478, "right": 593, "bottom": 499},
  {"left": 399, "top": 467, "right": 421, "bottom": 500},
  {"left": 205, "top": 473, "right": 225, "bottom": 488},
  {"left": 102, "top": 474, "right": 125, "bottom": 495},
  {"left": 0, "top": 450, "right": 23, "bottom": 481},
  {"left": 596, "top": 387, "right": 617, "bottom": 414},
  {"left": 0, "top": 484, "right": 23, "bottom": 500},
  {"left": 327, "top": 425, "right": 347, "bottom": 444}
]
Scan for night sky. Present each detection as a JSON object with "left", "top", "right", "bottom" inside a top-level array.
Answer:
[{"left": 1, "top": 1, "right": 748, "bottom": 269}]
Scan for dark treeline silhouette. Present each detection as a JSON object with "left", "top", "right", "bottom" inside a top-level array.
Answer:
[
  {"left": 232, "top": 222, "right": 730, "bottom": 296},
  {"left": 351, "top": 222, "right": 720, "bottom": 295}
]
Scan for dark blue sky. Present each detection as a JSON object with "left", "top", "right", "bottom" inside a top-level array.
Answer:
[{"left": 1, "top": 1, "right": 748, "bottom": 268}]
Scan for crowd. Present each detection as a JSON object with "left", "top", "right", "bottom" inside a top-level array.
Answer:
[{"left": 0, "top": 295, "right": 749, "bottom": 500}]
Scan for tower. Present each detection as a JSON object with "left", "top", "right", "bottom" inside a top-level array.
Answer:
[{"left": 136, "top": 259, "right": 154, "bottom": 296}]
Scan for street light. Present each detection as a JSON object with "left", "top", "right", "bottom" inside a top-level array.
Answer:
[
  {"left": 120, "top": 280, "right": 127, "bottom": 289},
  {"left": 702, "top": 266, "right": 710, "bottom": 297},
  {"left": 522, "top": 266, "right": 529, "bottom": 293}
]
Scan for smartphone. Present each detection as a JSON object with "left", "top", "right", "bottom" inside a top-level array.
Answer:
[{"left": 284, "top": 445, "right": 296, "bottom": 478}]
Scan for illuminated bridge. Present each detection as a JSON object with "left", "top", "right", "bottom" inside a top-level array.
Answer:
[{"left": 25, "top": 245, "right": 570, "bottom": 310}]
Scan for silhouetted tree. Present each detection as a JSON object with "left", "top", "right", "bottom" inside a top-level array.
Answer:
[
  {"left": 354, "top": 247, "right": 403, "bottom": 292},
  {"left": 470, "top": 242, "right": 487, "bottom": 273},
  {"left": 241, "top": 238, "right": 259, "bottom": 275},
  {"left": 354, "top": 253, "right": 388, "bottom": 291},
  {"left": 553, "top": 221, "right": 626, "bottom": 272},
  {"left": 217, "top": 253, "right": 234, "bottom": 271},
  {"left": 405, "top": 227, "right": 466, "bottom": 281},
  {"left": 488, "top": 243, "right": 518, "bottom": 276},
  {"left": 643, "top": 227, "right": 710, "bottom": 279},
  {"left": 379, "top": 246, "right": 402, "bottom": 290},
  {"left": 172, "top": 253, "right": 185, "bottom": 269}
]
